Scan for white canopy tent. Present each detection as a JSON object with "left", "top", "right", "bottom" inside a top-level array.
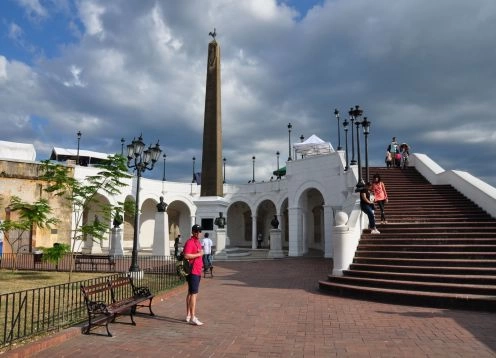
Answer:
[
  {"left": 0, "top": 140, "right": 36, "bottom": 161},
  {"left": 293, "top": 134, "right": 334, "bottom": 157},
  {"left": 50, "top": 147, "right": 110, "bottom": 166}
]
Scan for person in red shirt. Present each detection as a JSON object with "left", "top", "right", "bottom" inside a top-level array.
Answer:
[{"left": 184, "top": 224, "right": 204, "bottom": 325}]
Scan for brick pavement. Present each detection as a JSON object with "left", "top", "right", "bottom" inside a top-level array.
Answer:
[{"left": 5, "top": 258, "right": 496, "bottom": 357}]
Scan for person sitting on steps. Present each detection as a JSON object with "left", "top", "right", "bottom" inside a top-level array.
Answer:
[{"left": 360, "top": 182, "right": 380, "bottom": 234}]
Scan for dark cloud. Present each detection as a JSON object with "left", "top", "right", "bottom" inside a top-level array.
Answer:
[{"left": 0, "top": 0, "right": 495, "bottom": 186}]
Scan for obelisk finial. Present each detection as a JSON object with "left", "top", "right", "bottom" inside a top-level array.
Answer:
[{"left": 208, "top": 28, "right": 217, "bottom": 41}]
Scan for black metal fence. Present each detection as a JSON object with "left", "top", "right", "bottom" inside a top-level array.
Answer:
[
  {"left": 0, "top": 252, "right": 178, "bottom": 273},
  {"left": 0, "top": 254, "right": 182, "bottom": 350}
]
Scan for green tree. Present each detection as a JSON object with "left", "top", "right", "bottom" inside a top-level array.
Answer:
[
  {"left": 0, "top": 196, "right": 59, "bottom": 270},
  {"left": 40, "top": 243, "right": 71, "bottom": 271},
  {"left": 39, "top": 154, "right": 133, "bottom": 280}
]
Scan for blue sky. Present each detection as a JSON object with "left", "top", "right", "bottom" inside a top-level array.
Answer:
[{"left": 0, "top": 0, "right": 495, "bottom": 187}]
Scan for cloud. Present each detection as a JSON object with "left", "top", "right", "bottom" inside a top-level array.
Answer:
[
  {"left": 0, "top": 0, "right": 495, "bottom": 187},
  {"left": 16, "top": 0, "right": 48, "bottom": 19}
]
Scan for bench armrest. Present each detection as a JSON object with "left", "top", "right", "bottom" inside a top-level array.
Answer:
[
  {"left": 87, "top": 300, "right": 110, "bottom": 314},
  {"left": 133, "top": 286, "right": 152, "bottom": 297}
]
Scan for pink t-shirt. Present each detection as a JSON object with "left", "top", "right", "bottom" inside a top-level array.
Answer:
[
  {"left": 372, "top": 182, "right": 388, "bottom": 201},
  {"left": 184, "top": 236, "right": 203, "bottom": 275}
]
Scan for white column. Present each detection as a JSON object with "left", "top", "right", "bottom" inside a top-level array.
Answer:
[
  {"left": 323, "top": 205, "right": 335, "bottom": 258},
  {"left": 153, "top": 211, "right": 169, "bottom": 256},
  {"left": 288, "top": 207, "right": 301, "bottom": 256},
  {"left": 251, "top": 215, "right": 257, "bottom": 249},
  {"left": 82, "top": 235, "right": 102, "bottom": 254}
]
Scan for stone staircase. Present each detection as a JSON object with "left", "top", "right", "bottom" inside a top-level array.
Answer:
[{"left": 319, "top": 167, "right": 496, "bottom": 311}]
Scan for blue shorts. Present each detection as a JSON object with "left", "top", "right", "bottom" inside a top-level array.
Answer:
[{"left": 187, "top": 274, "right": 201, "bottom": 294}]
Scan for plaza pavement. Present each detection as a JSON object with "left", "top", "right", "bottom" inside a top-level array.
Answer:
[{"left": 5, "top": 258, "right": 496, "bottom": 357}]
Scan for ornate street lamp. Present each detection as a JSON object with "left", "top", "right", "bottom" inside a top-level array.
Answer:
[
  {"left": 362, "top": 117, "right": 371, "bottom": 183},
  {"left": 287, "top": 123, "right": 292, "bottom": 161},
  {"left": 120, "top": 138, "right": 125, "bottom": 156},
  {"left": 252, "top": 156, "right": 256, "bottom": 182},
  {"left": 126, "top": 135, "right": 162, "bottom": 272},
  {"left": 223, "top": 157, "right": 226, "bottom": 184},
  {"left": 349, "top": 105, "right": 363, "bottom": 165},
  {"left": 162, "top": 153, "right": 167, "bottom": 181},
  {"left": 351, "top": 106, "right": 364, "bottom": 191},
  {"left": 342, "top": 117, "right": 349, "bottom": 171},
  {"left": 334, "top": 109, "right": 342, "bottom": 150},
  {"left": 299, "top": 134, "right": 304, "bottom": 159},
  {"left": 348, "top": 108, "right": 355, "bottom": 165},
  {"left": 192, "top": 157, "right": 196, "bottom": 183},
  {"left": 355, "top": 119, "right": 364, "bottom": 191},
  {"left": 76, "top": 130, "right": 81, "bottom": 165}
]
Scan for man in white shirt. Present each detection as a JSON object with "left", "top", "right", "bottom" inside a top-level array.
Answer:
[{"left": 201, "top": 233, "right": 213, "bottom": 272}]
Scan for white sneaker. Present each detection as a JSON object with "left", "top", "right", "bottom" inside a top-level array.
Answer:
[
  {"left": 185, "top": 316, "right": 191, "bottom": 323},
  {"left": 190, "top": 316, "right": 204, "bottom": 326},
  {"left": 371, "top": 229, "right": 380, "bottom": 234}
]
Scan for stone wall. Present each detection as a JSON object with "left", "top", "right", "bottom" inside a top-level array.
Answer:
[{"left": 0, "top": 160, "right": 73, "bottom": 252}]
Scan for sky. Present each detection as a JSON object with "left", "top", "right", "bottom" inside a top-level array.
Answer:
[{"left": 0, "top": 0, "right": 495, "bottom": 187}]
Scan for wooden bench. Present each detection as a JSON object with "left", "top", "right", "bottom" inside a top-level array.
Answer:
[
  {"left": 80, "top": 276, "right": 155, "bottom": 336},
  {"left": 74, "top": 254, "right": 116, "bottom": 272}
]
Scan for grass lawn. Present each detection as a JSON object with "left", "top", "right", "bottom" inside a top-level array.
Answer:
[{"left": 0, "top": 270, "right": 110, "bottom": 294}]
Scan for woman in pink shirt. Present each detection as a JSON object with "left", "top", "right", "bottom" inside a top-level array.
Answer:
[{"left": 371, "top": 174, "right": 388, "bottom": 224}]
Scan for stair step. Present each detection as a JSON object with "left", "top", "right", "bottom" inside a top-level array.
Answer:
[
  {"left": 349, "top": 263, "right": 496, "bottom": 275},
  {"left": 343, "top": 270, "right": 496, "bottom": 285},
  {"left": 355, "top": 250, "right": 496, "bottom": 259},
  {"left": 353, "top": 257, "right": 496, "bottom": 267},
  {"left": 328, "top": 275, "right": 496, "bottom": 295},
  {"left": 319, "top": 166, "right": 496, "bottom": 311},
  {"left": 358, "top": 245, "right": 496, "bottom": 252},
  {"left": 318, "top": 281, "right": 496, "bottom": 311}
]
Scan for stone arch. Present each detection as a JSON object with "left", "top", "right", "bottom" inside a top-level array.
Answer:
[
  {"left": 140, "top": 198, "right": 158, "bottom": 249},
  {"left": 226, "top": 201, "right": 252, "bottom": 248},
  {"left": 80, "top": 193, "right": 110, "bottom": 253},
  {"left": 255, "top": 199, "right": 277, "bottom": 249},
  {"left": 167, "top": 200, "right": 192, "bottom": 245},
  {"left": 123, "top": 195, "right": 135, "bottom": 249},
  {"left": 280, "top": 198, "right": 289, "bottom": 249},
  {"left": 295, "top": 187, "right": 325, "bottom": 256}
]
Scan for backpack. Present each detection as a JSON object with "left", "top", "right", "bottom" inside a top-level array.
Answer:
[{"left": 176, "top": 251, "right": 191, "bottom": 280}]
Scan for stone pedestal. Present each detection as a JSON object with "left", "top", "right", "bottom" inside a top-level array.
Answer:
[
  {"left": 109, "top": 228, "right": 124, "bottom": 256},
  {"left": 332, "top": 211, "right": 359, "bottom": 276},
  {"left": 268, "top": 229, "right": 284, "bottom": 258},
  {"left": 153, "top": 212, "right": 169, "bottom": 256},
  {"left": 214, "top": 228, "right": 227, "bottom": 259}
]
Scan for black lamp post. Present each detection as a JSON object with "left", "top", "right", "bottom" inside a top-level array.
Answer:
[
  {"left": 223, "top": 157, "right": 226, "bottom": 183},
  {"left": 334, "top": 109, "right": 342, "bottom": 150},
  {"left": 276, "top": 151, "right": 280, "bottom": 178},
  {"left": 126, "top": 135, "right": 162, "bottom": 272},
  {"left": 287, "top": 123, "right": 292, "bottom": 161},
  {"left": 120, "top": 138, "right": 125, "bottom": 156},
  {"left": 252, "top": 156, "right": 256, "bottom": 182},
  {"left": 299, "top": 134, "right": 304, "bottom": 159},
  {"left": 343, "top": 117, "right": 349, "bottom": 171},
  {"left": 192, "top": 157, "right": 196, "bottom": 183},
  {"left": 76, "top": 130, "right": 81, "bottom": 165},
  {"left": 162, "top": 153, "right": 166, "bottom": 181},
  {"left": 362, "top": 117, "right": 371, "bottom": 183},
  {"left": 355, "top": 119, "right": 364, "bottom": 191}
]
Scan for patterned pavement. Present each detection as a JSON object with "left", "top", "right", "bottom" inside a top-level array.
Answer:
[{"left": 5, "top": 258, "right": 496, "bottom": 357}]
